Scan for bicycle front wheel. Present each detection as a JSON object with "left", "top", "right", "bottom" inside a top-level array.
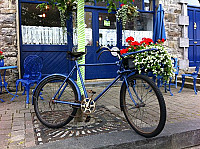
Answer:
[
  {"left": 33, "top": 75, "right": 78, "bottom": 128},
  {"left": 120, "top": 74, "right": 166, "bottom": 138}
]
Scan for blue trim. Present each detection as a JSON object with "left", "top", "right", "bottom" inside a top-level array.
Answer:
[
  {"left": 188, "top": 5, "right": 200, "bottom": 9},
  {"left": 21, "top": 45, "right": 69, "bottom": 52},
  {"left": 79, "top": 62, "right": 117, "bottom": 66}
]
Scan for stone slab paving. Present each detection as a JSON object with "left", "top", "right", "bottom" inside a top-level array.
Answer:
[{"left": 0, "top": 86, "right": 200, "bottom": 149}]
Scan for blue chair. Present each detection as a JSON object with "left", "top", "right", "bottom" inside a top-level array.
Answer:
[
  {"left": 11, "top": 55, "right": 43, "bottom": 104},
  {"left": 178, "top": 63, "right": 200, "bottom": 95},
  {"left": 163, "top": 58, "right": 179, "bottom": 96}
]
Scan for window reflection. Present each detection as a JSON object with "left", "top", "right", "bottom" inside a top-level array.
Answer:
[
  {"left": 21, "top": 3, "right": 67, "bottom": 45},
  {"left": 122, "top": 13, "right": 153, "bottom": 46},
  {"left": 134, "top": 0, "right": 153, "bottom": 11},
  {"left": 96, "top": 0, "right": 107, "bottom": 7},
  {"left": 73, "top": 12, "right": 93, "bottom": 46},
  {"left": 144, "top": 0, "right": 153, "bottom": 11},
  {"left": 99, "top": 13, "right": 117, "bottom": 46}
]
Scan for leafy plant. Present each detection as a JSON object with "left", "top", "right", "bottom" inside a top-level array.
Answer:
[
  {"left": 116, "top": 3, "right": 139, "bottom": 30},
  {"left": 37, "top": 0, "right": 136, "bottom": 28},
  {"left": 121, "top": 37, "right": 175, "bottom": 81}
]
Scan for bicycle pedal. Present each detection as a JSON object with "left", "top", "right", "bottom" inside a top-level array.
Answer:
[
  {"left": 87, "top": 90, "right": 96, "bottom": 94},
  {"left": 85, "top": 115, "right": 91, "bottom": 123}
]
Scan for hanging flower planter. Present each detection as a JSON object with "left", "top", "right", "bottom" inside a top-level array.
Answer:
[
  {"left": 116, "top": 4, "right": 139, "bottom": 30},
  {"left": 120, "top": 37, "right": 175, "bottom": 81}
]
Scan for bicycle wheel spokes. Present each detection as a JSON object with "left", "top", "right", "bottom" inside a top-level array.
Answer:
[
  {"left": 121, "top": 74, "right": 166, "bottom": 138},
  {"left": 34, "top": 75, "right": 78, "bottom": 128}
]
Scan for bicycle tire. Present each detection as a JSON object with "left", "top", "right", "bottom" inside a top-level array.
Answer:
[
  {"left": 120, "top": 74, "right": 166, "bottom": 138},
  {"left": 33, "top": 74, "right": 78, "bottom": 128}
]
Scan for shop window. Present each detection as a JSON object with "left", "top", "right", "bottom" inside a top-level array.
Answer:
[
  {"left": 96, "top": 0, "right": 107, "bottom": 7},
  {"left": 134, "top": 0, "right": 153, "bottom": 11},
  {"left": 122, "top": 13, "right": 153, "bottom": 46},
  {"left": 73, "top": 12, "right": 93, "bottom": 46},
  {"left": 21, "top": 3, "right": 67, "bottom": 45},
  {"left": 99, "top": 13, "right": 117, "bottom": 46}
]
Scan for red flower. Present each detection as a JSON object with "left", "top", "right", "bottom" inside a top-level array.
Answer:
[
  {"left": 126, "top": 36, "right": 134, "bottom": 43},
  {"left": 130, "top": 41, "right": 140, "bottom": 46},
  {"left": 140, "top": 38, "right": 153, "bottom": 45},
  {"left": 120, "top": 48, "right": 129, "bottom": 55},
  {"left": 120, "top": 4, "right": 125, "bottom": 7},
  {"left": 161, "top": 38, "right": 165, "bottom": 42},
  {"left": 0, "top": 51, "right": 3, "bottom": 55}
]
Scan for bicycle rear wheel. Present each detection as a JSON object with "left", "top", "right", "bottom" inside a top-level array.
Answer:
[
  {"left": 120, "top": 74, "right": 166, "bottom": 138},
  {"left": 33, "top": 74, "right": 78, "bottom": 128}
]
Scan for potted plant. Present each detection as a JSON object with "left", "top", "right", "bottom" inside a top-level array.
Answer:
[
  {"left": 116, "top": 1, "right": 139, "bottom": 30},
  {"left": 0, "top": 50, "right": 4, "bottom": 67},
  {"left": 120, "top": 37, "right": 175, "bottom": 81}
]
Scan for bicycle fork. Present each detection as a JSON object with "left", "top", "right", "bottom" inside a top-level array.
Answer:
[{"left": 124, "top": 77, "right": 144, "bottom": 108}]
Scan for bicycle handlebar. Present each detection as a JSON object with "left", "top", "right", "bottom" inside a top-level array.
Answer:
[
  {"left": 96, "top": 46, "right": 158, "bottom": 60},
  {"left": 96, "top": 46, "right": 111, "bottom": 53}
]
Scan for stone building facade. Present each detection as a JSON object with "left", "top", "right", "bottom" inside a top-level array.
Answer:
[
  {"left": 0, "top": 0, "right": 196, "bottom": 88},
  {"left": 0, "top": 0, "right": 18, "bottom": 89}
]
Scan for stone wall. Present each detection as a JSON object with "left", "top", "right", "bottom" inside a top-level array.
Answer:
[
  {"left": 161, "top": 0, "right": 190, "bottom": 70},
  {"left": 0, "top": 0, "right": 18, "bottom": 90},
  {"left": 160, "top": 0, "right": 183, "bottom": 58}
]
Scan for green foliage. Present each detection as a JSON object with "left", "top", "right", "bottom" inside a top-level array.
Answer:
[
  {"left": 38, "top": 0, "right": 135, "bottom": 28},
  {"left": 116, "top": 4, "right": 139, "bottom": 30},
  {"left": 132, "top": 45, "right": 175, "bottom": 81}
]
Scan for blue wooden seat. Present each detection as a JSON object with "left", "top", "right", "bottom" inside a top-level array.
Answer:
[
  {"left": 163, "top": 58, "right": 179, "bottom": 96},
  {"left": 11, "top": 55, "right": 43, "bottom": 104},
  {"left": 178, "top": 64, "right": 200, "bottom": 95}
]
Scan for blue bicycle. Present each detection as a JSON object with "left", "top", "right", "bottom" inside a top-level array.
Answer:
[{"left": 33, "top": 47, "right": 166, "bottom": 138}]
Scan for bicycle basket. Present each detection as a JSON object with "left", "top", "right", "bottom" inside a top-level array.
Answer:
[{"left": 123, "top": 58, "right": 136, "bottom": 69}]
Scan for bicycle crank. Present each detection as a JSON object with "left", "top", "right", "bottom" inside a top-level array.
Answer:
[{"left": 81, "top": 98, "right": 96, "bottom": 114}]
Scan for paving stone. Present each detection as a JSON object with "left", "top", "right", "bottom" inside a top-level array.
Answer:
[
  {"left": 12, "top": 125, "right": 25, "bottom": 131},
  {"left": 10, "top": 134, "right": 25, "bottom": 142},
  {"left": 25, "top": 121, "right": 33, "bottom": 129},
  {"left": 14, "top": 113, "right": 24, "bottom": 118},
  {"left": 11, "top": 130, "right": 25, "bottom": 137},
  {"left": 12, "top": 121, "right": 24, "bottom": 126},
  {"left": 25, "top": 140, "right": 36, "bottom": 148},
  {"left": 0, "top": 121, "right": 12, "bottom": 129},
  {"left": 0, "top": 129, "right": 11, "bottom": 135}
]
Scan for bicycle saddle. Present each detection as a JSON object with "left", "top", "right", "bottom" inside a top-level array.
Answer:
[{"left": 67, "top": 51, "right": 86, "bottom": 58}]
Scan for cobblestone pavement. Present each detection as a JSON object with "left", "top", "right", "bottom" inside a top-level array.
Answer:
[{"left": 1, "top": 86, "right": 200, "bottom": 149}]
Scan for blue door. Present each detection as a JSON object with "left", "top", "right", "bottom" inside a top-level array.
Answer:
[
  {"left": 81, "top": 9, "right": 119, "bottom": 79},
  {"left": 188, "top": 6, "right": 200, "bottom": 66}
]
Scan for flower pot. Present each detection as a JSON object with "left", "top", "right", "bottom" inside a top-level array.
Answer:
[{"left": 0, "top": 59, "right": 4, "bottom": 67}]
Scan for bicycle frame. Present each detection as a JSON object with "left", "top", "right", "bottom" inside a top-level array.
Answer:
[
  {"left": 52, "top": 59, "right": 137, "bottom": 106},
  {"left": 52, "top": 48, "right": 158, "bottom": 107}
]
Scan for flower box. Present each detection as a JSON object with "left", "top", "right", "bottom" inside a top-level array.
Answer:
[{"left": 120, "top": 37, "right": 175, "bottom": 81}]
